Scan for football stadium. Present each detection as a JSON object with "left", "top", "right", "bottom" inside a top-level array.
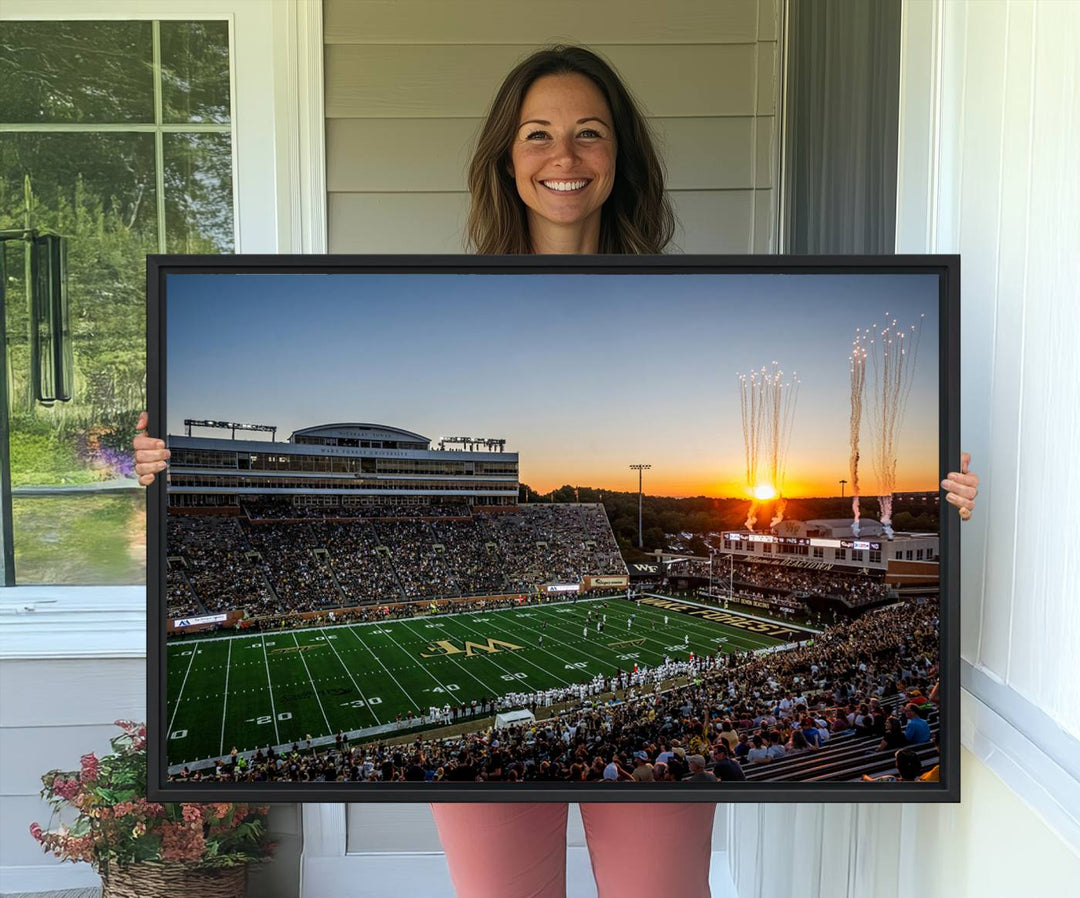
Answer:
[{"left": 164, "top": 420, "right": 940, "bottom": 786}]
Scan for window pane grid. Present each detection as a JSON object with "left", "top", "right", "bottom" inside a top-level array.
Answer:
[{"left": 1, "top": 18, "right": 234, "bottom": 583}]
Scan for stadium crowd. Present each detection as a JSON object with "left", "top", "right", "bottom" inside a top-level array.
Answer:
[
  {"left": 241, "top": 498, "right": 472, "bottom": 520},
  {"left": 165, "top": 566, "right": 202, "bottom": 618},
  {"left": 666, "top": 556, "right": 891, "bottom": 608},
  {"left": 166, "top": 504, "right": 626, "bottom": 620},
  {"left": 170, "top": 601, "right": 939, "bottom": 784},
  {"left": 169, "top": 516, "right": 274, "bottom": 613}
]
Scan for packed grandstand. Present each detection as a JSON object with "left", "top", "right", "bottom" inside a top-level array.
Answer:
[
  {"left": 166, "top": 502, "right": 626, "bottom": 620},
  {"left": 164, "top": 420, "right": 942, "bottom": 785}
]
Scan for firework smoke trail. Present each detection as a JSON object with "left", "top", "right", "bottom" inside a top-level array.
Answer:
[
  {"left": 738, "top": 369, "right": 764, "bottom": 529},
  {"left": 849, "top": 333, "right": 867, "bottom": 537},
  {"left": 863, "top": 313, "right": 924, "bottom": 539},
  {"left": 738, "top": 363, "right": 800, "bottom": 530},
  {"left": 769, "top": 365, "right": 800, "bottom": 528}
]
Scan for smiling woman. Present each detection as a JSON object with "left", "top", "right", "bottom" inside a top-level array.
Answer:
[
  {"left": 509, "top": 73, "right": 617, "bottom": 252},
  {"left": 466, "top": 45, "right": 673, "bottom": 255}
]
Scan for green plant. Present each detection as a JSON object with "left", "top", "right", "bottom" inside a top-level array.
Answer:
[{"left": 30, "top": 721, "right": 274, "bottom": 875}]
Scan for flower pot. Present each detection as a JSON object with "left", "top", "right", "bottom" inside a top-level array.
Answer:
[{"left": 101, "top": 862, "right": 247, "bottom": 898}]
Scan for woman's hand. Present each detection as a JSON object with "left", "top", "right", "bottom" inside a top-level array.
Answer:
[
  {"left": 941, "top": 452, "right": 979, "bottom": 520},
  {"left": 133, "top": 411, "right": 170, "bottom": 486}
]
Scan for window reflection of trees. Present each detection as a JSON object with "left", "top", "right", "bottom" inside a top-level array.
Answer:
[{"left": 1, "top": 20, "right": 233, "bottom": 583}]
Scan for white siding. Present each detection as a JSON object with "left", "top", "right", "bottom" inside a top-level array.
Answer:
[
  {"left": 900, "top": 0, "right": 1080, "bottom": 730},
  {"left": 324, "top": 0, "right": 782, "bottom": 254}
]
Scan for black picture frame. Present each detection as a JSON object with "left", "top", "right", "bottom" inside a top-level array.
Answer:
[{"left": 147, "top": 253, "right": 960, "bottom": 803}]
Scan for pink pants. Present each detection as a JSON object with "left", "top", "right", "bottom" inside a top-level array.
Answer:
[{"left": 430, "top": 802, "right": 717, "bottom": 898}]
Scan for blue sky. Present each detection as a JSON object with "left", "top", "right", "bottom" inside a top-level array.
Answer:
[{"left": 167, "top": 271, "right": 940, "bottom": 498}]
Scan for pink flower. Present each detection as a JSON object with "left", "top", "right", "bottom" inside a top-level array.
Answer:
[
  {"left": 137, "top": 799, "right": 166, "bottom": 818},
  {"left": 181, "top": 804, "right": 203, "bottom": 824},
  {"left": 210, "top": 802, "right": 233, "bottom": 820},
  {"left": 52, "top": 778, "right": 80, "bottom": 801},
  {"left": 29, "top": 822, "right": 43, "bottom": 842},
  {"left": 80, "top": 753, "right": 99, "bottom": 782},
  {"left": 160, "top": 821, "right": 206, "bottom": 863}
]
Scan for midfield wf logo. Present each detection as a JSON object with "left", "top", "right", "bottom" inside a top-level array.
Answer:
[{"left": 420, "top": 636, "right": 524, "bottom": 658}]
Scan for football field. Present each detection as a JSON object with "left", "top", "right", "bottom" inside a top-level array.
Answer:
[{"left": 165, "top": 595, "right": 800, "bottom": 768}]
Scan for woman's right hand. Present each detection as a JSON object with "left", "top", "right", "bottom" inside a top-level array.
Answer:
[{"left": 133, "top": 411, "right": 170, "bottom": 486}]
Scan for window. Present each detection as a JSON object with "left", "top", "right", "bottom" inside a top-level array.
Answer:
[
  {"left": 869, "top": 550, "right": 881, "bottom": 564},
  {"left": 813, "top": 546, "right": 823, "bottom": 559},
  {"left": 852, "top": 550, "right": 864, "bottom": 562},
  {"left": 1, "top": 19, "right": 233, "bottom": 584},
  {"left": 916, "top": 549, "right": 924, "bottom": 560},
  {"left": 835, "top": 548, "right": 846, "bottom": 561}
]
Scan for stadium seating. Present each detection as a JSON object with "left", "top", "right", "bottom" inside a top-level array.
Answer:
[{"left": 165, "top": 504, "right": 627, "bottom": 620}]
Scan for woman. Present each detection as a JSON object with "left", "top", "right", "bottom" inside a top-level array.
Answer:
[
  {"left": 786, "top": 729, "right": 811, "bottom": 754},
  {"left": 746, "top": 734, "right": 770, "bottom": 765},
  {"left": 877, "top": 716, "right": 907, "bottom": 752},
  {"left": 135, "top": 44, "right": 980, "bottom": 898}
]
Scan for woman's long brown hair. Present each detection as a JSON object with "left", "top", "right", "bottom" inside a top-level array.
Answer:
[{"left": 466, "top": 46, "right": 675, "bottom": 255}]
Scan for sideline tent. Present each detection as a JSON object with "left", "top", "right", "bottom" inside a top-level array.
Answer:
[{"left": 494, "top": 709, "right": 535, "bottom": 729}]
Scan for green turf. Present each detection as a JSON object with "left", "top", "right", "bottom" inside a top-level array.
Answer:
[{"left": 165, "top": 595, "right": 790, "bottom": 767}]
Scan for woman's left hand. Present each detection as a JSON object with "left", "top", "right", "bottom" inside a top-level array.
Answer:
[{"left": 941, "top": 452, "right": 979, "bottom": 520}]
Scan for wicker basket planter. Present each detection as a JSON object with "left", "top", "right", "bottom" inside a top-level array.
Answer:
[{"left": 101, "top": 862, "right": 247, "bottom": 898}]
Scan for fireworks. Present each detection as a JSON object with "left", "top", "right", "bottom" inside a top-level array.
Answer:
[
  {"left": 849, "top": 331, "right": 867, "bottom": 536},
  {"left": 853, "top": 313, "right": 924, "bottom": 539},
  {"left": 737, "top": 362, "right": 800, "bottom": 530}
]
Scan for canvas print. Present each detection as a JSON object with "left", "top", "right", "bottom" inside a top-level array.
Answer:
[{"left": 156, "top": 262, "right": 950, "bottom": 799}]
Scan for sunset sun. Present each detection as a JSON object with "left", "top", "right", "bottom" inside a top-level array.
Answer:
[{"left": 753, "top": 483, "right": 777, "bottom": 501}]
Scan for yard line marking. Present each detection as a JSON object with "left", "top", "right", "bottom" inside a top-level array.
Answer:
[
  {"left": 292, "top": 633, "right": 333, "bottom": 734},
  {"left": 167, "top": 643, "right": 199, "bottom": 738},
  {"left": 219, "top": 639, "right": 232, "bottom": 757},
  {"left": 518, "top": 600, "right": 769, "bottom": 663},
  {"left": 260, "top": 633, "right": 281, "bottom": 744},
  {"left": 342, "top": 625, "right": 423, "bottom": 712},
  {"left": 315, "top": 624, "right": 382, "bottom": 725},
  {"left": 480, "top": 605, "right": 638, "bottom": 672}
]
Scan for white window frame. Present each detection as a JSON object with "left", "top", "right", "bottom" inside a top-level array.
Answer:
[{"left": 0, "top": 0, "right": 326, "bottom": 659}]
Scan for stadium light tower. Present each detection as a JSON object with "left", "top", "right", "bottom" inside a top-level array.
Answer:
[
  {"left": 839, "top": 478, "right": 847, "bottom": 498},
  {"left": 629, "top": 464, "right": 651, "bottom": 549}
]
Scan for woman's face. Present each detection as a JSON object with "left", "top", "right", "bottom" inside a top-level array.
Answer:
[{"left": 509, "top": 72, "right": 616, "bottom": 240}]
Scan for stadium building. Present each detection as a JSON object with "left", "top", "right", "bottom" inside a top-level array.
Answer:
[
  {"left": 167, "top": 421, "right": 519, "bottom": 511},
  {"left": 658, "top": 518, "right": 940, "bottom": 614},
  {"left": 719, "top": 519, "right": 940, "bottom": 571}
]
